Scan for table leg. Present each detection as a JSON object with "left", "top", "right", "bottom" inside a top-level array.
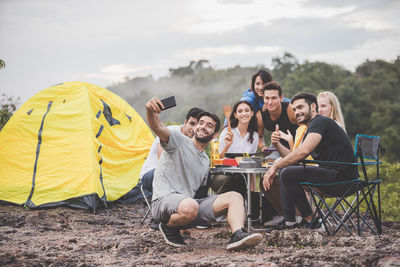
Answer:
[
  {"left": 247, "top": 173, "right": 252, "bottom": 231},
  {"left": 212, "top": 167, "right": 271, "bottom": 232}
]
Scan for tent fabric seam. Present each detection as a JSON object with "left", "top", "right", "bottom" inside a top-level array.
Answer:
[
  {"left": 25, "top": 101, "right": 53, "bottom": 208},
  {"left": 96, "top": 110, "right": 107, "bottom": 204}
]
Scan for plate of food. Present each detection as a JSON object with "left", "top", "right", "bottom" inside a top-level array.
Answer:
[{"left": 213, "top": 164, "right": 235, "bottom": 168}]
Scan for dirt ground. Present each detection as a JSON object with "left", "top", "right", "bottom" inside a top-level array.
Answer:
[{"left": 0, "top": 200, "right": 399, "bottom": 266}]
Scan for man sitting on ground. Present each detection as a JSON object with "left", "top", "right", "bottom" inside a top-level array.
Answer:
[
  {"left": 263, "top": 92, "right": 357, "bottom": 230},
  {"left": 140, "top": 107, "right": 204, "bottom": 193},
  {"left": 146, "top": 97, "right": 263, "bottom": 250},
  {"left": 139, "top": 107, "right": 207, "bottom": 230}
]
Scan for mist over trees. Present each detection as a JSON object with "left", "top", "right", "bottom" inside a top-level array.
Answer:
[
  {"left": 108, "top": 53, "right": 400, "bottom": 161},
  {"left": 0, "top": 60, "right": 19, "bottom": 130}
]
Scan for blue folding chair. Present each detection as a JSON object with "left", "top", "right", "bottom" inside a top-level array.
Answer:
[{"left": 300, "top": 134, "right": 383, "bottom": 236}]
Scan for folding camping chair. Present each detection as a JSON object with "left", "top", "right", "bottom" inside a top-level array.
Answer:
[
  {"left": 140, "top": 181, "right": 152, "bottom": 224},
  {"left": 300, "top": 134, "right": 383, "bottom": 236}
]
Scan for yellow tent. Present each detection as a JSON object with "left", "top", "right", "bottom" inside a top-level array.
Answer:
[{"left": 0, "top": 81, "right": 154, "bottom": 211}]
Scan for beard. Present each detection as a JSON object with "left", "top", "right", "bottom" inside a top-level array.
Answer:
[
  {"left": 194, "top": 131, "right": 214, "bottom": 144},
  {"left": 297, "top": 113, "right": 311, "bottom": 124},
  {"left": 185, "top": 130, "right": 194, "bottom": 138},
  {"left": 296, "top": 107, "right": 312, "bottom": 124},
  {"left": 195, "top": 134, "right": 214, "bottom": 144}
]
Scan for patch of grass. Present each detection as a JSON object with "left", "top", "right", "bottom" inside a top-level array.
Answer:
[{"left": 321, "top": 162, "right": 400, "bottom": 221}]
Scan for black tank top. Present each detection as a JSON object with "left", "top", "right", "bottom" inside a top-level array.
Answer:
[{"left": 262, "top": 101, "right": 298, "bottom": 149}]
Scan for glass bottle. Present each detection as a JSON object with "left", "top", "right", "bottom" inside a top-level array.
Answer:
[{"left": 210, "top": 138, "right": 220, "bottom": 167}]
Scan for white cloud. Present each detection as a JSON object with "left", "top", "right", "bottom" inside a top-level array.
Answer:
[
  {"left": 84, "top": 64, "right": 167, "bottom": 83},
  {"left": 176, "top": 45, "right": 281, "bottom": 59},
  {"left": 175, "top": 0, "right": 355, "bottom": 34},
  {"left": 1, "top": 0, "right": 399, "bottom": 103},
  {"left": 305, "top": 35, "right": 400, "bottom": 70},
  {"left": 344, "top": 8, "right": 399, "bottom": 31}
]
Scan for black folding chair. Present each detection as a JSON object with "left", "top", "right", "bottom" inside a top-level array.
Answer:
[{"left": 299, "top": 134, "right": 383, "bottom": 236}]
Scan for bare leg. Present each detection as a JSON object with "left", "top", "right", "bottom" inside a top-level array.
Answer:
[
  {"left": 167, "top": 198, "right": 199, "bottom": 228},
  {"left": 212, "top": 191, "right": 244, "bottom": 233}
]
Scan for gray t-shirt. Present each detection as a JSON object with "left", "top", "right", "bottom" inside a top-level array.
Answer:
[
  {"left": 152, "top": 129, "right": 210, "bottom": 200},
  {"left": 139, "top": 125, "right": 181, "bottom": 179}
]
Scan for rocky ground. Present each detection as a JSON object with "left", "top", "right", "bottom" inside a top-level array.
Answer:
[{"left": 0, "top": 200, "right": 399, "bottom": 266}]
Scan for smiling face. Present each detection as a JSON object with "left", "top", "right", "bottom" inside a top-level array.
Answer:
[
  {"left": 194, "top": 115, "right": 217, "bottom": 143},
  {"left": 234, "top": 102, "right": 254, "bottom": 125},
  {"left": 182, "top": 116, "right": 198, "bottom": 138},
  {"left": 263, "top": 90, "right": 282, "bottom": 111},
  {"left": 317, "top": 96, "right": 332, "bottom": 118},
  {"left": 254, "top": 75, "right": 267, "bottom": 98},
  {"left": 292, "top": 98, "right": 313, "bottom": 125}
]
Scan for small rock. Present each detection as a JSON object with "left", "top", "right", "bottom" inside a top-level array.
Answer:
[{"left": 377, "top": 256, "right": 400, "bottom": 266}]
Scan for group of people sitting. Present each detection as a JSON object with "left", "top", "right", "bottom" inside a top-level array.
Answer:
[{"left": 142, "top": 69, "right": 357, "bottom": 251}]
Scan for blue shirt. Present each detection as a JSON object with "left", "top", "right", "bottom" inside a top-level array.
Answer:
[{"left": 240, "top": 89, "right": 264, "bottom": 112}]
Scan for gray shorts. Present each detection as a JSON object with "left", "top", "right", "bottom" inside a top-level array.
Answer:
[{"left": 151, "top": 194, "right": 225, "bottom": 225}]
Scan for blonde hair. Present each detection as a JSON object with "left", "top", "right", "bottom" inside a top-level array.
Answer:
[{"left": 317, "top": 91, "right": 346, "bottom": 132}]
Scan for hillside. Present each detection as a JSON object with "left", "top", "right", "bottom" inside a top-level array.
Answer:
[{"left": 107, "top": 54, "right": 400, "bottom": 162}]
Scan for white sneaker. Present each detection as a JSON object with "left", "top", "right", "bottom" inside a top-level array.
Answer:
[{"left": 264, "top": 215, "right": 284, "bottom": 226}]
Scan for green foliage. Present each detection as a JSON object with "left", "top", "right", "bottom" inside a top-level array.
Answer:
[
  {"left": 336, "top": 57, "right": 400, "bottom": 161},
  {"left": 108, "top": 60, "right": 262, "bottom": 126},
  {"left": 0, "top": 110, "right": 13, "bottom": 130},
  {"left": 357, "top": 163, "right": 400, "bottom": 221},
  {"left": 376, "top": 163, "right": 400, "bottom": 221},
  {"left": 283, "top": 61, "right": 352, "bottom": 98},
  {"left": 0, "top": 93, "right": 19, "bottom": 130},
  {"left": 108, "top": 55, "right": 400, "bottom": 162},
  {"left": 169, "top": 59, "right": 210, "bottom": 77},
  {"left": 108, "top": 54, "right": 400, "bottom": 221},
  {"left": 325, "top": 162, "right": 400, "bottom": 222},
  {"left": 0, "top": 59, "right": 5, "bottom": 69},
  {"left": 271, "top": 51, "right": 298, "bottom": 84}
]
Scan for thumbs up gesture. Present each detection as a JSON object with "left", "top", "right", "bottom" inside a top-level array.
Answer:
[{"left": 271, "top": 124, "right": 281, "bottom": 145}]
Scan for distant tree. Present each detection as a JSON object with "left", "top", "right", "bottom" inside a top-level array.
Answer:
[
  {"left": 342, "top": 57, "right": 400, "bottom": 161},
  {"left": 0, "top": 93, "right": 19, "bottom": 130},
  {"left": 169, "top": 59, "right": 212, "bottom": 77},
  {"left": 107, "top": 56, "right": 400, "bottom": 161},
  {"left": 0, "top": 59, "right": 5, "bottom": 69},
  {"left": 271, "top": 52, "right": 299, "bottom": 84},
  {"left": 194, "top": 59, "right": 210, "bottom": 71},
  {"left": 283, "top": 61, "right": 352, "bottom": 97},
  {"left": 169, "top": 61, "right": 196, "bottom": 77}
]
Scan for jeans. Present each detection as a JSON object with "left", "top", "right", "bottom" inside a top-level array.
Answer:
[
  {"left": 279, "top": 165, "right": 351, "bottom": 222},
  {"left": 141, "top": 168, "right": 155, "bottom": 192}
]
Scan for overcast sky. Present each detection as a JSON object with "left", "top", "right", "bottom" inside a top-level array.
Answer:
[{"left": 1, "top": 0, "right": 399, "bottom": 103}]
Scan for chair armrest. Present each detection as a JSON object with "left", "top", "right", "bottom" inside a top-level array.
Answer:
[{"left": 301, "top": 159, "right": 382, "bottom": 166}]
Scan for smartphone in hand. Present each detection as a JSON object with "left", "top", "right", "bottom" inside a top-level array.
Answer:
[{"left": 158, "top": 96, "right": 176, "bottom": 110}]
